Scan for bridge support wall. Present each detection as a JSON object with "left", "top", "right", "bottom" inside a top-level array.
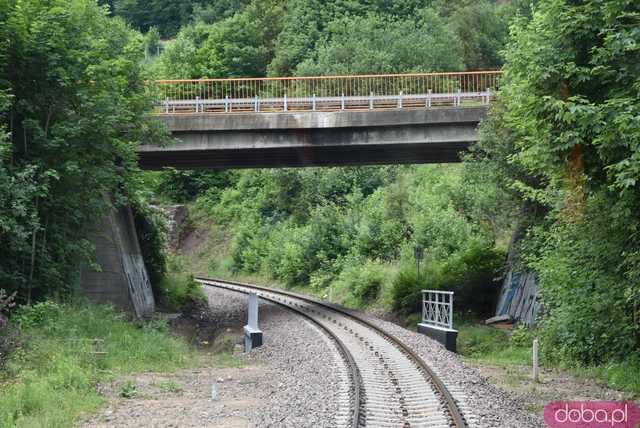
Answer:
[{"left": 79, "top": 197, "right": 155, "bottom": 318}]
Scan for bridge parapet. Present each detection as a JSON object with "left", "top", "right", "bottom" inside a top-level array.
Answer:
[{"left": 151, "top": 70, "right": 501, "bottom": 115}]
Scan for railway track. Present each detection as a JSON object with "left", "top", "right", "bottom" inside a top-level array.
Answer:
[{"left": 196, "top": 277, "right": 468, "bottom": 428}]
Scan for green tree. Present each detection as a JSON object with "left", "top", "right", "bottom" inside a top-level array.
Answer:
[
  {"left": 295, "top": 9, "right": 464, "bottom": 75},
  {"left": 450, "top": 1, "right": 508, "bottom": 69},
  {"left": 0, "top": 0, "right": 163, "bottom": 301},
  {"left": 156, "top": 2, "right": 284, "bottom": 78},
  {"left": 144, "top": 26, "right": 161, "bottom": 58},
  {"left": 469, "top": 0, "right": 640, "bottom": 363}
]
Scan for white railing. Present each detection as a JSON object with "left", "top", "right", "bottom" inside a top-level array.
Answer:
[
  {"left": 422, "top": 290, "right": 454, "bottom": 330},
  {"left": 150, "top": 70, "right": 502, "bottom": 114}
]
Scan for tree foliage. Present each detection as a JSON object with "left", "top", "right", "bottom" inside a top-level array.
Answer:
[
  {"left": 153, "top": 0, "right": 510, "bottom": 78},
  {"left": 469, "top": 0, "right": 640, "bottom": 363},
  {"left": 0, "top": 0, "right": 163, "bottom": 301},
  {"left": 295, "top": 10, "right": 463, "bottom": 75}
]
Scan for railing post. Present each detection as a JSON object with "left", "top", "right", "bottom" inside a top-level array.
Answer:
[
  {"left": 224, "top": 96, "right": 229, "bottom": 113},
  {"left": 369, "top": 92, "right": 373, "bottom": 110},
  {"left": 398, "top": 91, "right": 403, "bottom": 109},
  {"left": 195, "top": 96, "right": 200, "bottom": 113},
  {"left": 449, "top": 292, "right": 453, "bottom": 330},
  {"left": 456, "top": 89, "right": 461, "bottom": 107},
  {"left": 427, "top": 89, "right": 432, "bottom": 108},
  {"left": 284, "top": 94, "right": 288, "bottom": 112},
  {"left": 312, "top": 93, "right": 316, "bottom": 111},
  {"left": 486, "top": 88, "right": 491, "bottom": 105},
  {"left": 341, "top": 93, "right": 345, "bottom": 110},
  {"left": 254, "top": 95, "right": 259, "bottom": 112},
  {"left": 165, "top": 97, "right": 169, "bottom": 114}
]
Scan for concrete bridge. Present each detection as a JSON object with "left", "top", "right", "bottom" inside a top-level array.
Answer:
[
  {"left": 86, "top": 71, "right": 502, "bottom": 317},
  {"left": 138, "top": 71, "right": 500, "bottom": 169}
]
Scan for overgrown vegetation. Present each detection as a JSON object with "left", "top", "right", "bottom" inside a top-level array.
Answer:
[
  {"left": 0, "top": 0, "right": 167, "bottom": 303},
  {"left": 468, "top": 0, "right": 640, "bottom": 368},
  {"left": 0, "top": 301, "right": 208, "bottom": 426},
  {"left": 148, "top": 0, "right": 519, "bottom": 79},
  {"left": 176, "top": 165, "right": 510, "bottom": 316}
]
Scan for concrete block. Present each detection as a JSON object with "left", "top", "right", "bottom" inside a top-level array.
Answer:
[
  {"left": 244, "top": 325, "right": 263, "bottom": 352},
  {"left": 417, "top": 323, "right": 458, "bottom": 352}
]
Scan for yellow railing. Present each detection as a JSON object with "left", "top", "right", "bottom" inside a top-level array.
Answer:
[{"left": 151, "top": 70, "right": 502, "bottom": 114}]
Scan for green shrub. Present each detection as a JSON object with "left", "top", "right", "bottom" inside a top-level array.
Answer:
[
  {"left": 13, "top": 301, "right": 64, "bottom": 329},
  {"left": 391, "top": 244, "right": 504, "bottom": 316},
  {"left": 441, "top": 244, "right": 504, "bottom": 317},
  {"left": 511, "top": 325, "right": 535, "bottom": 348},
  {"left": 119, "top": 381, "right": 137, "bottom": 398},
  {"left": 158, "top": 273, "right": 207, "bottom": 311},
  {"left": 333, "top": 259, "right": 390, "bottom": 306},
  {"left": 391, "top": 266, "right": 428, "bottom": 314},
  {"left": 132, "top": 202, "right": 167, "bottom": 292}
]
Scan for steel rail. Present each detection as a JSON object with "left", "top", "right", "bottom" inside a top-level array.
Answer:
[
  {"left": 196, "top": 276, "right": 468, "bottom": 428},
  {"left": 200, "top": 278, "right": 363, "bottom": 427}
]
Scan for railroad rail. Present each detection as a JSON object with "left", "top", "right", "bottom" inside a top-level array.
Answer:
[
  {"left": 196, "top": 276, "right": 468, "bottom": 428},
  {"left": 152, "top": 70, "right": 501, "bottom": 114}
]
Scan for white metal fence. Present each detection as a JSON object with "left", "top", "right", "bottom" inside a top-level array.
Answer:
[{"left": 422, "top": 290, "right": 454, "bottom": 330}]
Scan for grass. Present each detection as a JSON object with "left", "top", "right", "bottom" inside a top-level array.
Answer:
[
  {"left": 0, "top": 300, "right": 236, "bottom": 427},
  {"left": 456, "top": 321, "right": 532, "bottom": 365},
  {"left": 452, "top": 317, "right": 640, "bottom": 396},
  {"left": 158, "top": 266, "right": 207, "bottom": 311},
  {"left": 158, "top": 380, "right": 183, "bottom": 393},
  {"left": 571, "top": 358, "right": 640, "bottom": 396}
]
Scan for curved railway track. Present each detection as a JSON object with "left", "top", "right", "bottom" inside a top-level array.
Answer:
[{"left": 196, "top": 277, "right": 468, "bottom": 428}]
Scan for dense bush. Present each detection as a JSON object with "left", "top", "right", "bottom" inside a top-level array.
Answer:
[
  {"left": 157, "top": 271, "right": 206, "bottom": 311},
  {"left": 468, "top": 0, "right": 640, "bottom": 365},
  {"left": 391, "top": 244, "right": 504, "bottom": 316},
  {"left": 333, "top": 260, "right": 390, "bottom": 306},
  {"left": 132, "top": 202, "right": 167, "bottom": 291},
  {"left": 0, "top": 289, "right": 17, "bottom": 364}
]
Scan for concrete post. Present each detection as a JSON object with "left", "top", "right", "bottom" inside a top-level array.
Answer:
[
  {"left": 532, "top": 338, "right": 540, "bottom": 382},
  {"left": 244, "top": 293, "right": 263, "bottom": 352}
]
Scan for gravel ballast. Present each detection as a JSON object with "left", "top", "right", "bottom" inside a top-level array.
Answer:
[
  {"left": 84, "top": 284, "right": 542, "bottom": 427},
  {"left": 359, "top": 314, "right": 545, "bottom": 428},
  {"left": 203, "top": 286, "right": 350, "bottom": 427}
]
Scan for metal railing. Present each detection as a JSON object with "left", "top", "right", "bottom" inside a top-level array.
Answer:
[
  {"left": 422, "top": 290, "right": 454, "bottom": 330},
  {"left": 150, "top": 70, "right": 501, "bottom": 114}
]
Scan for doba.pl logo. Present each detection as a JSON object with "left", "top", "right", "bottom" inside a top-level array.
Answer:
[{"left": 544, "top": 401, "right": 640, "bottom": 427}]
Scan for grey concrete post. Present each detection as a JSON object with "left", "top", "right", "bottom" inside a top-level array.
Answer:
[
  {"left": 532, "top": 338, "right": 540, "bottom": 382},
  {"left": 244, "top": 292, "right": 263, "bottom": 352}
]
